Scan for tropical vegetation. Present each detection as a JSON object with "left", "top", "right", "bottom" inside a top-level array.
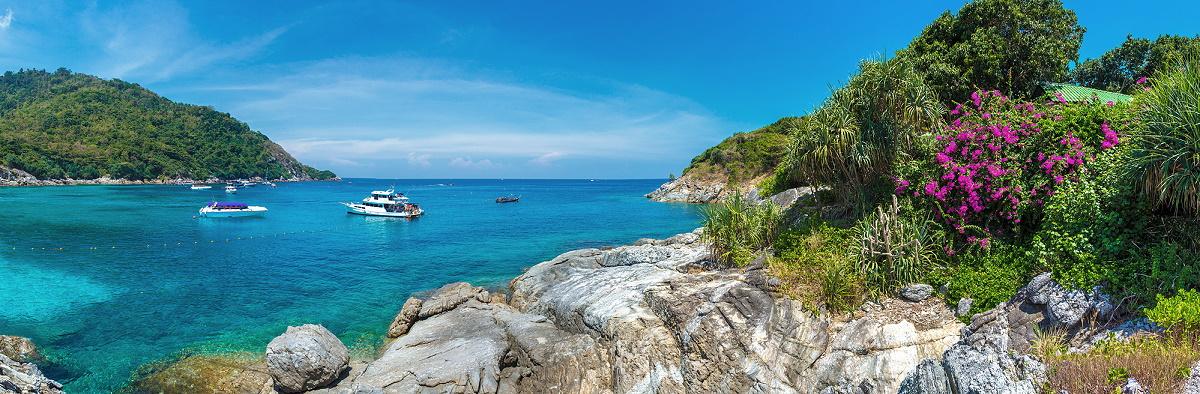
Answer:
[
  {"left": 0, "top": 68, "right": 335, "bottom": 181},
  {"left": 697, "top": 0, "right": 1200, "bottom": 387}
]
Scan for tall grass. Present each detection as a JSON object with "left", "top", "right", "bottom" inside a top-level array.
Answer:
[
  {"left": 1127, "top": 57, "right": 1200, "bottom": 215},
  {"left": 853, "top": 195, "right": 945, "bottom": 296},
  {"left": 701, "top": 192, "right": 783, "bottom": 267}
]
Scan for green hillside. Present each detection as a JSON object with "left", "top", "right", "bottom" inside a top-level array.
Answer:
[
  {"left": 681, "top": 116, "right": 803, "bottom": 184},
  {"left": 0, "top": 68, "right": 335, "bottom": 181}
]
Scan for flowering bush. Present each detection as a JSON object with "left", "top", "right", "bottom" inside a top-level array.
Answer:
[{"left": 898, "top": 90, "right": 1124, "bottom": 245}]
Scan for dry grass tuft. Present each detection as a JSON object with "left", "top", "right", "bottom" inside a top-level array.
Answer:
[{"left": 1045, "top": 333, "right": 1200, "bottom": 393}]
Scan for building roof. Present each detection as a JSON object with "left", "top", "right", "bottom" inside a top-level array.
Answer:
[{"left": 1043, "top": 83, "right": 1133, "bottom": 104}]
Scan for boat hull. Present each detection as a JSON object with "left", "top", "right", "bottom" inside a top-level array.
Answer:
[
  {"left": 199, "top": 206, "right": 267, "bottom": 218},
  {"left": 343, "top": 203, "right": 423, "bottom": 218}
]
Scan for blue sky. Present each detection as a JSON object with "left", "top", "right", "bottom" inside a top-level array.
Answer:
[{"left": 0, "top": 1, "right": 1197, "bottom": 179}]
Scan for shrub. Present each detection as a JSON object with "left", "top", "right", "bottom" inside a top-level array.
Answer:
[
  {"left": 1044, "top": 334, "right": 1200, "bottom": 393},
  {"left": 854, "top": 196, "right": 946, "bottom": 296},
  {"left": 702, "top": 193, "right": 783, "bottom": 267},
  {"left": 901, "top": 90, "right": 1125, "bottom": 246},
  {"left": 769, "top": 221, "right": 864, "bottom": 313},
  {"left": 1125, "top": 57, "right": 1200, "bottom": 215},
  {"left": 926, "top": 244, "right": 1034, "bottom": 316},
  {"left": 1146, "top": 289, "right": 1200, "bottom": 334}
]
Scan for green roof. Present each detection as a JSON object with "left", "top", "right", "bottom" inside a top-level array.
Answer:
[{"left": 1043, "top": 83, "right": 1133, "bottom": 104}]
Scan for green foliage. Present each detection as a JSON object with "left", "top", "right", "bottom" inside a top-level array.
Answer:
[
  {"left": 787, "top": 57, "right": 943, "bottom": 213},
  {"left": 927, "top": 244, "right": 1035, "bottom": 316},
  {"left": 901, "top": 0, "right": 1084, "bottom": 102},
  {"left": 853, "top": 196, "right": 945, "bottom": 296},
  {"left": 1125, "top": 57, "right": 1200, "bottom": 215},
  {"left": 683, "top": 117, "right": 802, "bottom": 184},
  {"left": 701, "top": 193, "right": 783, "bottom": 267},
  {"left": 769, "top": 220, "right": 863, "bottom": 313},
  {"left": 1145, "top": 289, "right": 1200, "bottom": 333},
  {"left": 0, "top": 69, "right": 335, "bottom": 180},
  {"left": 1071, "top": 35, "right": 1200, "bottom": 94}
]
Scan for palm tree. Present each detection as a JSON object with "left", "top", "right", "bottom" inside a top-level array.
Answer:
[{"left": 788, "top": 57, "right": 943, "bottom": 214}]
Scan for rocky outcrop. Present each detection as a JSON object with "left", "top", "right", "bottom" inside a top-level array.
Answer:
[
  {"left": 0, "top": 337, "right": 62, "bottom": 394},
  {"left": 901, "top": 272, "right": 1120, "bottom": 393},
  {"left": 303, "top": 228, "right": 963, "bottom": 393},
  {"left": 645, "top": 175, "right": 730, "bottom": 203},
  {"left": 0, "top": 167, "right": 37, "bottom": 186},
  {"left": 265, "top": 325, "right": 350, "bottom": 393},
  {"left": 385, "top": 298, "right": 422, "bottom": 338}
]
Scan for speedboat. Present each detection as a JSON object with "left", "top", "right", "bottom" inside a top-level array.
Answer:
[
  {"left": 496, "top": 196, "right": 519, "bottom": 203},
  {"left": 190, "top": 184, "right": 212, "bottom": 190},
  {"left": 225, "top": 185, "right": 238, "bottom": 194},
  {"left": 343, "top": 189, "right": 424, "bottom": 218},
  {"left": 199, "top": 202, "right": 267, "bottom": 218}
]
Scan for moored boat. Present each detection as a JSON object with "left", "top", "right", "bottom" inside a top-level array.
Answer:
[
  {"left": 496, "top": 196, "right": 519, "bottom": 203},
  {"left": 225, "top": 185, "right": 238, "bottom": 194},
  {"left": 189, "top": 184, "right": 212, "bottom": 190},
  {"left": 198, "top": 202, "right": 268, "bottom": 218},
  {"left": 343, "top": 189, "right": 423, "bottom": 218}
]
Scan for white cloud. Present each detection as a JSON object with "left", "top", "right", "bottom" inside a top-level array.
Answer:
[
  {"left": 448, "top": 157, "right": 494, "bottom": 169},
  {"left": 406, "top": 152, "right": 431, "bottom": 167},
  {"left": 0, "top": 9, "right": 13, "bottom": 30},
  {"left": 529, "top": 152, "right": 565, "bottom": 166},
  {"left": 211, "top": 56, "right": 730, "bottom": 176}
]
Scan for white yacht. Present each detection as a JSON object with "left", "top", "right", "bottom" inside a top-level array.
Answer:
[
  {"left": 343, "top": 189, "right": 424, "bottom": 218},
  {"left": 189, "top": 184, "right": 213, "bottom": 190},
  {"left": 225, "top": 185, "right": 238, "bottom": 194},
  {"left": 198, "top": 202, "right": 267, "bottom": 218}
]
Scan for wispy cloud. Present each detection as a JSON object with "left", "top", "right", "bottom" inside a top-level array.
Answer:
[
  {"left": 207, "top": 55, "right": 729, "bottom": 177},
  {"left": 0, "top": 9, "right": 13, "bottom": 30},
  {"left": 448, "top": 157, "right": 494, "bottom": 169}
]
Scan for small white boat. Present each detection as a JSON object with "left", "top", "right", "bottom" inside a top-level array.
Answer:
[
  {"left": 198, "top": 202, "right": 268, "bottom": 218},
  {"left": 189, "top": 184, "right": 212, "bottom": 190},
  {"left": 225, "top": 185, "right": 238, "bottom": 194},
  {"left": 263, "top": 181, "right": 277, "bottom": 187},
  {"left": 343, "top": 189, "right": 424, "bottom": 218}
]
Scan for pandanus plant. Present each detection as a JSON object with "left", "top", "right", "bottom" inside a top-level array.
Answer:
[{"left": 1127, "top": 57, "right": 1200, "bottom": 216}]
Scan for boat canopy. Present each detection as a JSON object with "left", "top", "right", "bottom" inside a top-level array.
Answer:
[{"left": 210, "top": 202, "right": 249, "bottom": 209}]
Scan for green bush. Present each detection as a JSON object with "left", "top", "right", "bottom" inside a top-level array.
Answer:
[
  {"left": 1125, "top": 56, "right": 1200, "bottom": 215},
  {"left": 854, "top": 196, "right": 946, "bottom": 296},
  {"left": 927, "top": 244, "right": 1035, "bottom": 316},
  {"left": 769, "top": 219, "right": 863, "bottom": 313},
  {"left": 1145, "top": 289, "right": 1200, "bottom": 333},
  {"left": 702, "top": 193, "right": 783, "bottom": 267}
]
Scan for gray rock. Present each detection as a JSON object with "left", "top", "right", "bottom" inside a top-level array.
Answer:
[
  {"left": 265, "top": 324, "right": 349, "bottom": 393},
  {"left": 0, "top": 336, "right": 39, "bottom": 363},
  {"left": 956, "top": 298, "right": 973, "bottom": 317},
  {"left": 941, "top": 343, "right": 1039, "bottom": 394},
  {"left": 1122, "top": 377, "right": 1145, "bottom": 394},
  {"left": 898, "top": 359, "right": 950, "bottom": 394},
  {"left": 386, "top": 298, "right": 422, "bottom": 338},
  {"left": 645, "top": 176, "right": 729, "bottom": 203},
  {"left": 418, "top": 282, "right": 484, "bottom": 318},
  {"left": 900, "top": 284, "right": 935, "bottom": 302},
  {"left": 600, "top": 244, "right": 676, "bottom": 267},
  {"left": 1183, "top": 360, "right": 1200, "bottom": 394},
  {"left": 0, "top": 351, "right": 63, "bottom": 394},
  {"left": 768, "top": 186, "right": 815, "bottom": 208}
]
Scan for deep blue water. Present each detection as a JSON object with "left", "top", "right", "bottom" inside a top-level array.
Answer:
[{"left": 0, "top": 179, "right": 703, "bottom": 392}]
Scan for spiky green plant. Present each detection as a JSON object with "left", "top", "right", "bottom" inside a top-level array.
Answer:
[
  {"left": 701, "top": 193, "right": 783, "bottom": 267},
  {"left": 853, "top": 195, "right": 945, "bottom": 296},
  {"left": 788, "top": 57, "right": 943, "bottom": 213},
  {"left": 1127, "top": 57, "right": 1200, "bottom": 215}
]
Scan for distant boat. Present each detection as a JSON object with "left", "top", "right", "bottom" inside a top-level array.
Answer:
[
  {"left": 189, "top": 184, "right": 212, "bottom": 190},
  {"left": 496, "top": 196, "right": 519, "bottom": 203},
  {"left": 199, "top": 201, "right": 267, "bottom": 218},
  {"left": 343, "top": 189, "right": 424, "bottom": 218},
  {"left": 225, "top": 185, "right": 238, "bottom": 194},
  {"left": 263, "top": 181, "right": 277, "bottom": 187}
]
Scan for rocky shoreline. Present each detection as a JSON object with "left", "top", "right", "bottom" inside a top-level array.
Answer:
[
  {"left": 0, "top": 166, "right": 337, "bottom": 187},
  {"left": 8, "top": 231, "right": 1192, "bottom": 392},
  {"left": 107, "top": 227, "right": 1192, "bottom": 394}
]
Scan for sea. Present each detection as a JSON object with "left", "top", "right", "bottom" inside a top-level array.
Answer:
[{"left": 0, "top": 179, "right": 704, "bottom": 392}]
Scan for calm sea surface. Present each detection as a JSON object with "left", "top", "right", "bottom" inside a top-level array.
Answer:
[{"left": 0, "top": 179, "right": 703, "bottom": 392}]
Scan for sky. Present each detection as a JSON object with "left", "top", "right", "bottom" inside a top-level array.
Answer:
[{"left": 0, "top": 1, "right": 1197, "bottom": 179}]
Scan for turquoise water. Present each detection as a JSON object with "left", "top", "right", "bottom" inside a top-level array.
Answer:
[{"left": 0, "top": 179, "right": 703, "bottom": 392}]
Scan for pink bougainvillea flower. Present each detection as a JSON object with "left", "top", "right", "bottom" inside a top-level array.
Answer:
[{"left": 1136, "top": 76, "right": 1148, "bottom": 85}]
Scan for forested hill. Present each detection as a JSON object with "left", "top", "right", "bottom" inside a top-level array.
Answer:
[{"left": 0, "top": 68, "right": 336, "bottom": 181}]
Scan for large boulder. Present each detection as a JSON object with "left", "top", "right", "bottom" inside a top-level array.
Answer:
[
  {"left": 418, "top": 282, "right": 486, "bottom": 319},
  {"left": 0, "top": 336, "right": 39, "bottom": 363},
  {"left": 265, "top": 324, "right": 349, "bottom": 392},
  {"left": 386, "top": 298, "right": 422, "bottom": 338}
]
